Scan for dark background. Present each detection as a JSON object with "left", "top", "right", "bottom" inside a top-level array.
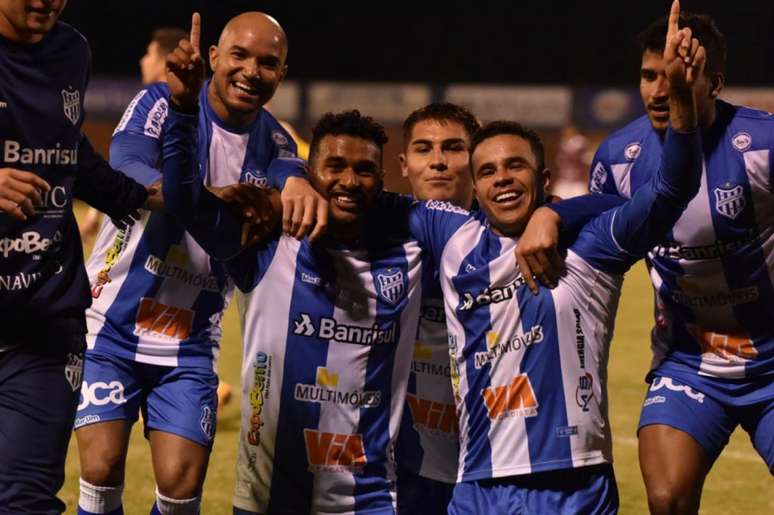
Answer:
[{"left": 62, "top": 0, "right": 774, "bottom": 86}]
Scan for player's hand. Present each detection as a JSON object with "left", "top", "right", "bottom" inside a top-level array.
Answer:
[
  {"left": 664, "top": 0, "right": 706, "bottom": 91},
  {"left": 166, "top": 12, "right": 205, "bottom": 111},
  {"left": 663, "top": 0, "right": 705, "bottom": 131},
  {"left": 210, "top": 183, "right": 278, "bottom": 246},
  {"left": 110, "top": 210, "right": 142, "bottom": 231},
  {"left": 281, "top": 176, "right": 328, "bottom": 244},
  {"left": 0, "top": 167, "right": 50, "bottom": 221},
  {"left": 144, "top": 180, "right": 164, "bottom": 211},
  {"left": 515, "top": 206, "right": 564, "bottom": 295}
]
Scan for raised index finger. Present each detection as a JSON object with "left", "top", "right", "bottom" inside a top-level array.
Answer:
[
  {"left": 667, "top": 0, "right": 681, "bottom": 41},
  {"left": 190, "top": 12, "right": 201, "bottom": 54}
]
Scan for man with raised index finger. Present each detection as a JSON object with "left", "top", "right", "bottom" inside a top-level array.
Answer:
[{"left": 74, "top": 11, "right": 323, "bottom": 515}]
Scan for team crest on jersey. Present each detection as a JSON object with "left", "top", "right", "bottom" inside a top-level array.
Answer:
[
  {"left": 713, "top": 183, "right": 746, "bottom": 220},
  {"left": 376, "top": 268, "right": 404, "bottom": 305},
  {"left": 62, "top": 88, "right": 80, "bottom": 126},
  {"left": 242, "top": 169, "right": 268, "bottom": 187},
  {"left": 731, "top": 132, "right": 752, "bottom": 152},
  {"left": 64, "top": 352, "right": 83, "bottom": 392},
  {"left": 624, "top": 142, "right": 641, "bottom": 161}
]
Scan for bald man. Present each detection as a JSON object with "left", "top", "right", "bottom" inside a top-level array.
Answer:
[{"left": 74, "top": 12, "right": 322, "bottom": 515}]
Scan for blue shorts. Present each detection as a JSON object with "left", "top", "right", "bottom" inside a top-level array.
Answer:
[
  {"left": 397, "top": 469, "right": 454, "bottom": 515},
  {"left": 638, "top": 375, "right": 774, "bottom": 471},
  {"left": 75, "top": 350, "right": 218, "bottom": 448},
  {"left": 448, "top": 464, "right": 618, "bottom": 515},
  {"left": 0, "top": 343, "right": 83, "bottom": 515}
]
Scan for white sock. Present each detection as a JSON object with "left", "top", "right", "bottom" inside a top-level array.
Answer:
[
  {"left": 154, "top": 486, "right": 201, "bottom": 515},
  {"left": 78, "top": 478, "right": 123, "bottom": 514}
]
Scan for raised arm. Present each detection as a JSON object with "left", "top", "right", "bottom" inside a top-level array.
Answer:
[{"left": 574, "top": 0, "right": 705, "bottom": 272}]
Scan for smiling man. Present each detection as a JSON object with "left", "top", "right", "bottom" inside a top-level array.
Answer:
[
  {"left": 396, "top": 6, "right": 708, "bottom": 511},
  {"left": 73, "top": 12, "right": 323, "bottom": 515},
  {"left": 395, "top": 102, "right": 479, "bottom": 514}
]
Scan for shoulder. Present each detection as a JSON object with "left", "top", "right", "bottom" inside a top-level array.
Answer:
[
  {"left": 260, "top": 109, "right": 296, "bottom": 151},
  {"left": 599, "top": 115, "right": 655, "bottom": 162},
  {"left": 112, "top": 83, "right": 170, "bottom": 137},
  {"left": 53, "top": 22, "right": 89, "bottom": 53},
  {"left": 723, "top": 100, "right": 774, "bottom": 150}
]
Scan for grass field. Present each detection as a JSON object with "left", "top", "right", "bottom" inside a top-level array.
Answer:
[{"left": 60, "top": 205, "right": 772, "bottom": 514}]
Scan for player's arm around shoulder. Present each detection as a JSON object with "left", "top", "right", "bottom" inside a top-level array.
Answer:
[{"left": 408, "top": 199, "right": 474, "bottom": 268}]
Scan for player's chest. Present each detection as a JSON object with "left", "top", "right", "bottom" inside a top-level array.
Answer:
[{"left": 202, "top": 123, "right": 274, "bottom": 187}]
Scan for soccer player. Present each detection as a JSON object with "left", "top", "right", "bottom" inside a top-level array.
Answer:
[
  {"left": 586, "top": 11, "right": 774, "bottom": 515},
  {"left": 400, "top": 10, "right": 705, "bottom": 511},
  {"left": 0, "top": 0, "right": 157, "bottom": 513},
  {"left": 79, "top": 26, "right": 187, "bottom": 241},
  {"left": 395, "top": 102, "right": 479, "bottom": 513},
  {"left": 162, "top": 56, "right": 429, "bottom": 513},
  {"left": 74, "top": 12, "right": 322, "bottom": 515}
]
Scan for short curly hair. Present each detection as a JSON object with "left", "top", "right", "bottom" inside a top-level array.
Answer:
[
  {"left": 470, "top": 121, "right": 545, "bottom": 174},
  {"left": 309, "top": 110, "right": 388, "bottom": 166}
]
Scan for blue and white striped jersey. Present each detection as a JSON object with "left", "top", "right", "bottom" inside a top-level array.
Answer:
[
  {"left": 395, "top": 266, "right": 459, "bottom": 484},
  {"left": 590, "top": 100, "right": 774, "bottom": 390},
  {"left": 230, "top": 227, "right": 425, "bottom": 514},
  {"left": 85, "top": 82, "right": 296, "bottom": 368},
  {"left": 407, "top": 129, "right": 702, "bottom": 481}
]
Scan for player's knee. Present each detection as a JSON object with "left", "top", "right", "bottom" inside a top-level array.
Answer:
[
  {"left": 646, "top": 485, "right": 700, "bottom": 515},
  {"left": 79, "top": 453, "right": 125, "bottom": 487},
  {"left": 155, "top": 460, "right": 205, "bottom": 499}
]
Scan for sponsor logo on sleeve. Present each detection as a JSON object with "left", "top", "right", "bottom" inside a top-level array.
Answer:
[
  {"left": 481, "top": 374, "right": 538, "bottom": 420},
  {"left": 624, "top": 142, "right": 641, "bottom": 161},
  {"left": 113, "top": 89, "right": 148, "bottom": 135},
  {"left": 143, "top": 98, "right": 168, "bottom": 138},
  {"left": 272, "top": 132, "right": 289, "bottom": 147},
  {"left": 304, "top": 429, "right": 367, "bottom": 473},
  {"left": 731, "top": 132, "right": 752, "bottom": 152}
]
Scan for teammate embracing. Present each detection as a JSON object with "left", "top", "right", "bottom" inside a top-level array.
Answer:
[{"left": 74, "top": 12, "right": 322, "bottom": 515}]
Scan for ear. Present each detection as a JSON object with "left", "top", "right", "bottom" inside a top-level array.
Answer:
[
  {"left": 208, "top": 45, "right": 218, "bottom": 73},
  {"left": 540, "top": 168, "right": 552, "bottom": 199},
  {"left": 279, "top": 63, "right": 289, "bottom": 82},
  {"left": 709, "top": 72, "right": 725, "bottom": 99},
  {"left": 399, "top": 152, "right": 408, "bottom": 178}
]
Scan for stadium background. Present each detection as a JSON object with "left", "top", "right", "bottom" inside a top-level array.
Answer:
[{"left": 61, "top": 1, "right": 772, "bottom": 512}]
